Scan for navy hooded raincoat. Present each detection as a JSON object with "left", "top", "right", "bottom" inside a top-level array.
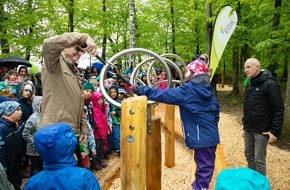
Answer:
[{"left": 138, "top": 74, "right": 220, "bottom": 149}]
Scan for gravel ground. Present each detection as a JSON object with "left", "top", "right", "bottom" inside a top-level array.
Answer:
[{"left": 99, "top": 85, "right": 290, "bottom": 190}]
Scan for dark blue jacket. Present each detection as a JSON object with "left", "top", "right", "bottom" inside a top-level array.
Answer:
[
  {"left": 138, "top": 74, "right": 220, "bottom": 149},
  {"left": 17, "top": 98, "right": 33, "bottom": 122},
  {"left": 0, "top": 117, "right": 17, "bottom": 168},
  {"left": 24, "top": 123, "right": 101, "bottom": 190}
]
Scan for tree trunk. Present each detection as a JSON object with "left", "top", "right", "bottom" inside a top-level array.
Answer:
[
  {"left": 268, "top": 0, "right": 281, "bottom": 73},
  {"left": 129, "top": 0, "right": 137, "bottom": 49},
  {"left": 205, "top": 1, "right": 212, "bottom": 57},
  {"left": 169, "top": 0, "right": 176, "bottom": 55},
  {"left": 25, "top": 0, "right": 34, "bottom": 61},
  {"left": 232, "top": 46, "right": 239, "bottom": 96},
  {"left": 0, "top": 1, "right": 9, "bottom": 54},
  {"left": 282, "top": 52, "right": 290, "bottom": 136},
  {"left": 194, "top": 2, "right": 199, "bottom": 55},
  {"left": 101, "top": 0, "right": 107, "bottom": 60},
  {"left": 129, "top": 0, "right": 137, "bottom": 63},
  {"left": 68, "top": 0, "right": 74, "bottom": 32}
]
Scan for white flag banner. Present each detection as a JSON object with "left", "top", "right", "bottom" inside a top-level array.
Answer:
[{"left": 210, "top": 6, "right": 238, "bottom": 80}]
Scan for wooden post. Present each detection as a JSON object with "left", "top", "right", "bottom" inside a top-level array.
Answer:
[
  {"left": 222, "top": 61, "right": 225, "bottom": 88},
  {"left": 146, "top": 116, "right": 161, "bottom": 190},
  {"left": 164, "top": 104, "right": 175, "bottom": 168},
  {"left": 120, "top": 96, "right": 147, "bottom": 190},
  {"left": 150, "top": 104, "right": 155, "bottom": 116}
]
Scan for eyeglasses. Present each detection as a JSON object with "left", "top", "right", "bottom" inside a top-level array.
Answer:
[{"left": 75, "top": 46, "right": 84, "bottom": 55}]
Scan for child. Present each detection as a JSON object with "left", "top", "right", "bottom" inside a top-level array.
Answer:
[
  {"left": 2, "top": 70, "right": 21, "bottom": 97},
  {"left": 82, "top": 82, "right": 98, "bottom": 170},
  {"left": 17, "top": 82, "right": 35, "bottom": 178},
  {"left": 4, "top": 70, "right": 21, "bottom": 83},
  {"left": 23, "top": 123, "right": 101, "bottom": 190},
  {"left": 118, "top": 88, "right": 127, "bottom": 101},
  {"left": 90, "top": 92, "right": 109, "bottom": 168},
  {"left": 157, "top": 71, "right": 167, "bottom": 90},
  {"left": 108, "top": 85, "right": 121, "bottom": 156},
  {"left": 22, "top": 96, "right": 43, "bottom": 176},
  {"left": 132, "top": 59, "right": 220, "bottom": 190},
  {"left": 0, "top": 101, "right": 23, "bottom": 190}
]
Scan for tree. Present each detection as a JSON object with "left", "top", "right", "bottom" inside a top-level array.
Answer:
[
  {"left": 129, "top": 0, "right": 137, "bottom": 49},
  {"left": 0, "top": 0, "right": 9, "bottom": 54},
  {"left": 282, "top": 51, "right": 290, "bottom": 136},
  {"left": 205, "top": 0, "right": 213, "bottom": 56}
]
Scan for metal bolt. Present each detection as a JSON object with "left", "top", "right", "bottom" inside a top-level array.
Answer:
[
  {"left": 129, "top": 109, "right": 135, "bottom": 115},
  {"left": 126, "top": 135, "right": 134, "bottom": 143},
  {"left": 129, "top": 125, "right": 134, "bottom": 130}
]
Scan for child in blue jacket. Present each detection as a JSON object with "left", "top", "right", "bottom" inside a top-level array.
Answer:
[
  {"left": 24, "top": 123, "right": 101, "bottom": 190},
  {"left": 132, "top": 59, "right": 220, "bottom": 190}
]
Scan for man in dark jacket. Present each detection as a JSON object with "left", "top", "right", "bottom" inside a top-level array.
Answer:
[{"left": 243, "top": 58, "right": 284, "bottom": 175}]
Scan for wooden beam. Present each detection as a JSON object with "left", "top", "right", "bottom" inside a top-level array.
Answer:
[
  {"left": 146, "top": 116, "right": 161, "bottom": 190},
  {"left": 164, "top": 104, "right": 175, "bottom": 168},
  {"left": 99, "top": 160, "right": 121, "bottom": 190},
  {"left": 120, "top": 96, "right": 147, "bottom": 190}
]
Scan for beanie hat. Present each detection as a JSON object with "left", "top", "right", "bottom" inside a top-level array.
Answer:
[
  {"left": 0, "top": 101, "right": 20, "bottom": 116},
  {"left": 118, "top": 88, "right": 126, "bottom": 95},
  {"left": 83, "top": 82, "right": 94, "bottom": 91},
  {"left": 23, "top": 83, "right": 33, "bottom": 91},
  {"left": 185, "top": 59, "right": 208, "bottom": 76}
]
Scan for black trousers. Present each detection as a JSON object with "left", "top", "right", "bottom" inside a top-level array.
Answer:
[
  {"left": 95, "top": 139, "right": 104, "bottom": 161},
  {"left": 74, "top": 137, "right": 82, "bottom": 167},
  {"left": 29, "top": 156, "right": 43, "bottom": 177}
]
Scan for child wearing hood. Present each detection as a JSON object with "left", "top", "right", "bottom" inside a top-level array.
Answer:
[
  {"left": 22, "top": 96, "right": 43, "bottom": 176},
  {"left": 17, "top": 82, "right": 35, "bottom": 178},
  {"left": 17, "top": 65, "right": 28, "bottom": 82},
  {"left": 0, "top": 101, "right": 23, "bottom": 190},
  {"left": 23, "top": 123, "right": 101, "bottom": 190},
  {"left": 90, "top": 92, "right": 110, "bottom": 168},
  {"left": 82, "top": 83, "right": 98, "bottom": 170},
  {"left": 157, "top": 71, "right": 167, "bottom": 90},
  {"left": 108, "top": 85, "right": 121, "bottom": 156},
  {"left": 131, "top": 59, "right": 220, "bottom": 190}
]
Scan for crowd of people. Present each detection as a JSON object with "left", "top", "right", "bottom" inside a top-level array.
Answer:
[{"left": 0, "top": 32, "right": 284, "bottom": 190}]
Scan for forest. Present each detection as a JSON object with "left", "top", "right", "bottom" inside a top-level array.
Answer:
[{"left": 0, "top": 0, "right": 289, "bottom": 136}]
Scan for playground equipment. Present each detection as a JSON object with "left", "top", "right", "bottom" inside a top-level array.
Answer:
[
  {"left": 97, "top": 48, "right": 185, "bottom": 189},
  {"left": 97, "top": 48, "right": 227, "bottom": 189}
]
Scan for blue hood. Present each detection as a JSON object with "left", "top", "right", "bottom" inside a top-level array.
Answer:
[
  {"left": 34, "top": 123, "right": 77, "bottom": 170},
  {"left": 215, "top": 168, "right": 270, "bottom": 190}
]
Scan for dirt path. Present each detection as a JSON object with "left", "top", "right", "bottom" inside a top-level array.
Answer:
[{"left": 104, "top": 85, "right": 290, "bottom": 189}]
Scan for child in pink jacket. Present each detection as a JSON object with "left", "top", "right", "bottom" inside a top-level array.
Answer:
[{"left": 90, "top": 92, "right": 109, "bottom": 168}]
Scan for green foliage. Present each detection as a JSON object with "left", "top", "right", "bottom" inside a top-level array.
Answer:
[{"left": 0, "top": 0, "right": 288, "bottom": 83}]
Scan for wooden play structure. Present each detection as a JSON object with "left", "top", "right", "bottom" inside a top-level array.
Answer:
[
  {"left": 96, "top": 48, "right": 227, "bottom": 189},
  {"left": 98, "top": 98, "right": 227, "bottom": 190}
]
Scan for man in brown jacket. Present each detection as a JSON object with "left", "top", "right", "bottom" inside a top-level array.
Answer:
[{"left": 41, "top": 32, "right": 97, "bottom": 145}]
